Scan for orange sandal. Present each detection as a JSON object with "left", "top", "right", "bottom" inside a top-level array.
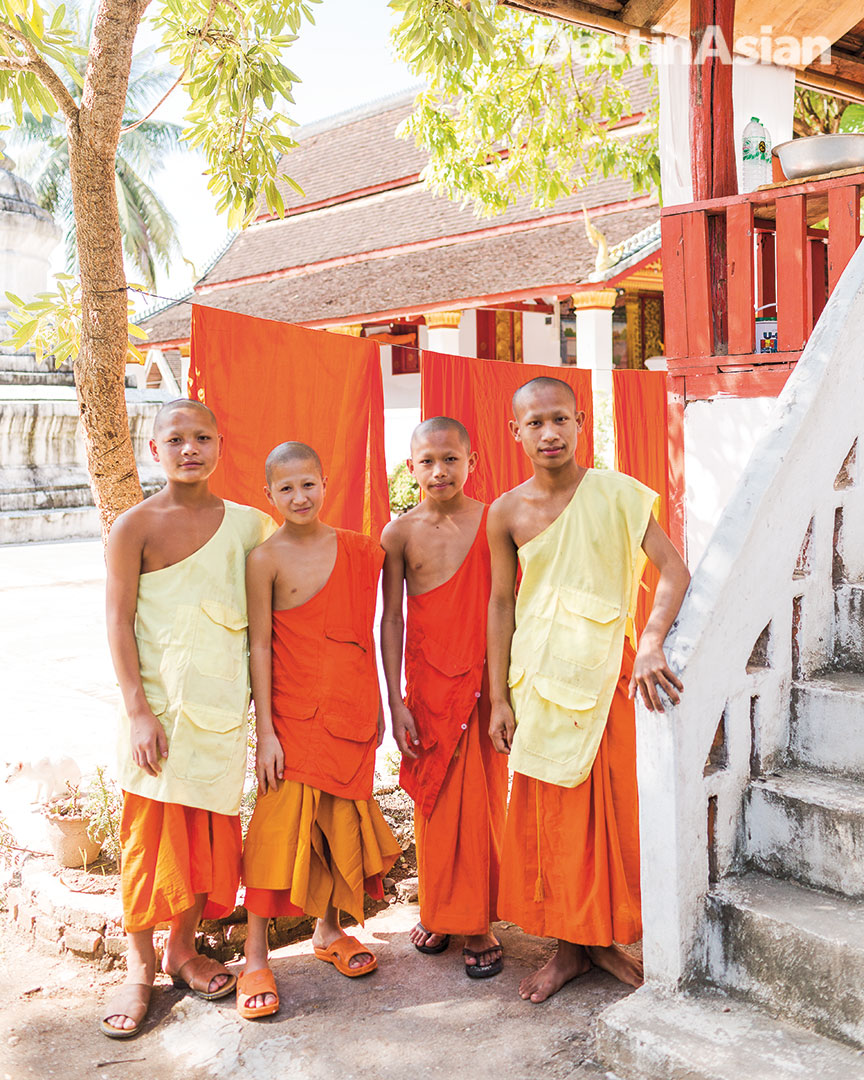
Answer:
[
  {"left": 313, "top": 935, "right": 377, "bottom": 977},
  {"left": 237, "top": 968, "right": 280, "bottom": 1019}
]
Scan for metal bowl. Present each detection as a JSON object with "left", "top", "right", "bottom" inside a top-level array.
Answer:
[{"left": 773, "top": 133, "right": 864, "bottom": 180}]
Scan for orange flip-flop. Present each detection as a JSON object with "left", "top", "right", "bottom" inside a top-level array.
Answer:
[
  {"left": 237, "top": 968, "right": 280, "bottom": 1019},
  {"left": 313, "top": 935, "right": 377, "bottom": 977}
]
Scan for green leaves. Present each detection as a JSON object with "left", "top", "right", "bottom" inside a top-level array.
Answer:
[
  {"left": 151, "top": 0, "right": 316, "bottom": 228},
  {"left": 3, "top": 274, "right": 147, "bottom": 368},
  {"left": 390, "top": 0, "right": 658, "bottom": 216}
]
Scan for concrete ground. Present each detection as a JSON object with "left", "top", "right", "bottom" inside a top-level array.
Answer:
[{"left": 0, "top": 902, "right": 630, "bottom": 1080}]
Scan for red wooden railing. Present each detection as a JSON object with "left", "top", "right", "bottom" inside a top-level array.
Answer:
[{"left": 661, "top": 169, "right": 864, "bottom": 401}]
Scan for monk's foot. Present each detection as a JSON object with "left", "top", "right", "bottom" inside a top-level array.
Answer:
[
  {"left": 312, "top": 921, "right": 374, "bottom": 970},
  {"left": 162, "top": 942, "right": 231, "bottom": 996},
  {"left": 463, "top": 931, "right": 502, "bottom": 976},
  {"left": 518, "top": 941, "right": 591, "bottom": 1004},
  {"left": 586, "top": 943, "right": 644, "bottom": 988},
  {"left": 102, "top": 955, "right": 155, "bottom": 1033},
  {"left": 238, "top": 963, "right": 278, "bottom": 1012},
  {"left": 409, "top": 922, "right": 448, "bottom": 952}
]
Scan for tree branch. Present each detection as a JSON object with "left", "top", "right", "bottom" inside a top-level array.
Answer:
[
  {"left": 0, "top": 18, "right": 79, "bottom": 121},
  {"left": 119, "top": 71, "right": 183, "bottom": 133}
]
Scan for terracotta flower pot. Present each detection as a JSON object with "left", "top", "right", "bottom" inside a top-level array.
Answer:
[{"left": 43, "top": 813, "right": 102, "bottom": 869}]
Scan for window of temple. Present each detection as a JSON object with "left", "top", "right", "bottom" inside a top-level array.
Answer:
[{"left": 477, "top": 309, "right": 523, "bottom": 363}]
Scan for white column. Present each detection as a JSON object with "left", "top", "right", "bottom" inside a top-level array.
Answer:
[
  {"left": 572, "top": 289, "right": 618, "bottom": 396},
  {"left": 425, "top": 310, "right": 462, "bottom": 354},
  {"left": 457, "top": 307, "right": 477, "bottom": 357}
]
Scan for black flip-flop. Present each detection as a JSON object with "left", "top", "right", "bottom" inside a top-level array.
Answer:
[
  {"left": 413, "top": 922, "right": 451, "bottom": 955},
  {"left": 463, "top": 945, "right": 503, "bottom": 979}
]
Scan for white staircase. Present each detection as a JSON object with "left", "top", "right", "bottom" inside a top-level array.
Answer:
[{"left": 595, "top": 237, "right": 864, "bottom": 1076}]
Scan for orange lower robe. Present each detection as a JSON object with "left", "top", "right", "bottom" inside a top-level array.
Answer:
[
  {"left": 497, "top": 642, "right": 641, "bottom": 946},
  {"left": 401, "top": 509, "right": 508, "bottom": 936},
  {"left": 243, "top": 530, "right": 401, "bottom": 923},
  {"left": 120, "top": 793, "right": 242, "bottom": 933}
]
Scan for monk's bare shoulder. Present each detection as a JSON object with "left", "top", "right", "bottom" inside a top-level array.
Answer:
[
  {"left": 488, "top": 485, "right": 528, "bottom": 538},
  {"left": 107, "top": 495, "right": 163, "bottom": 557},
  {"left": 246, "top": 531, "right": 281, "bottom": 574}
]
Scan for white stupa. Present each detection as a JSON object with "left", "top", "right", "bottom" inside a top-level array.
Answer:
[{"left": 0, "top": 138, "right": 61, "bottom": 321}]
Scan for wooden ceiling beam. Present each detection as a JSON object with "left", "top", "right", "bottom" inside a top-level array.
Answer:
[{"left": 500, "top": 0, "right": 661, "bottom": 39}]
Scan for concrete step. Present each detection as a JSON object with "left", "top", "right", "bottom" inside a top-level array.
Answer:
[
  {"left": 596, "top": 985, "right": 864, "bottom": 1080},
  {"left": 0, "top": 505, "right": 101, "bottom": 543},
  {"left": 0, "top": 369, "right": 76, "bottom": 386},
  {"left": 745, "top": 769, "right": 864, "bottom": 896},
  {"left": 789, "top": 673, "right": 864, "bottom": 778},
  {"left": 704, "top": 871, "right": 864, "bottom": 1048},
  {"left": 834, "top": 583, "right": 864, "bottom": 672},
  {"left": 0, "top": 484, "right": 94, "bottom": 512}
]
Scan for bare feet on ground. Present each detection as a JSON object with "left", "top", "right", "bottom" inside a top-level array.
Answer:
[
  {"left": 586, "top": 943, "right": 644, "bottom": 988},
  {"left": 463, "top": 929, "right": 502, "bottom": 968},
  {"left": 409, "top": 923, "right": 448, "bottom": 951},
  {"left": 518, "top": 940, "right": 592, "bottom": 1003},
  {"left": 312, "top": 921, "right": 374, "bottom": 969}
]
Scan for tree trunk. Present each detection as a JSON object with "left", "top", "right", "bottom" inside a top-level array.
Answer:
[{"left": 67, "top": 0, "right": 150, "bottom": 542}]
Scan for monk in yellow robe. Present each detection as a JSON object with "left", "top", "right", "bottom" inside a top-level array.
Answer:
[
  {"left": 102, "top": 399, "right": 274, "bottom": 1038},
  {"left": 381, "top": 418, "right": 508, "bottom": 977},
  {"left": 239, "top": 442, "right": 400, "bottom": 1020},
  {"left": 487, "top": 377, "right": 690, "bottom": 1003}
]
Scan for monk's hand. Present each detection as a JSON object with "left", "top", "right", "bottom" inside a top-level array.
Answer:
[
  {"left": 130, "top": 709, "right": 168, "bottom": 777},
  {"left": 391, "top": 701, "right": 420, "bottom": 760},
  {"left": 255, "top": 732, "right": 284, "bottom": 795},
  {"left": 376, "top": 707, "right": 386, "bottom": 749},
  {"left": 489, "top": 701, "right": 516, "bottom": 754},
  {"left": 630, "top": 637, "right": 683, "bottom": 713}
]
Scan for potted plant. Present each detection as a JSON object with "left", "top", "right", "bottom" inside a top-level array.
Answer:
[{"left": 42, "top": 782, "right": 103, "bottom": 869}]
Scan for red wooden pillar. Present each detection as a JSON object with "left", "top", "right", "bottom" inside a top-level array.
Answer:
[
  {"left": 689, "top": 0, "right": 736, "bottom": 355},
  {"left": 828, "top": 184, "right": 862, "bottom": 291}
]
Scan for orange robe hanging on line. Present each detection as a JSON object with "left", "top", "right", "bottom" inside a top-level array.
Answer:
[
  {"left": 497, "top": 643, "right": 641, "bottom": 945},
  {"left": 400, "top": 509, "right": 508, "bottom": 936},
  {"left": 243, "top": 530, "right": 401, "bottom": 924}
]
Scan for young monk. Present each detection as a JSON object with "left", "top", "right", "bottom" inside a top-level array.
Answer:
[
  {"left": 487, "top": 376, "right": 690, "bottom": 1004},
  {"left": 102, "top": 399, "right": 275, "bottom": 1038},
  {"left": 239, "top": 441, "right": 402, "bottom": 1019},
  {"left": 381, "top": 418, "right": 508, "bottom": 978}
]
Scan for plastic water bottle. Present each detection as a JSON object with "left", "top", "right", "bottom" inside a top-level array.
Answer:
[{"left": 742, "top": 117, "right": 772, "bottom": 193}]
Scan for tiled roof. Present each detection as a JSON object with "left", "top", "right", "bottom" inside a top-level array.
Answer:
[{"left": 141, "top": 203, "right": 658, "bottom": 343}]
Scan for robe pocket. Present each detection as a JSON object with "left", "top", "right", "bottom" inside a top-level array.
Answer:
[
  {"left": 532, "top": 675, "right": 598, "bottom": 714},
  {"left": 168, "top": 706, "right": 244, "bottom": 785},
  {"left": 321, "top": 710, "right": 378, "bottom": 743},
  {"left": 322, "top": 626, "right": 370, "bottom": 709},
  {"left": 548, "top": 588, "right": 621, "bottom": 672},
  {"left": 193, "top": 600, "right": 248, "bottom": 681},
  {"left": 420, "top": 636, "right": 472, "bottom": 679}
]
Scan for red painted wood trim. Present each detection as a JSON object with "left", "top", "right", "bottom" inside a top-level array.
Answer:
[
  {"left": 198, "top": 194, "right": 658, "bottom": 295},
  {"left": 683, "top": 366, "right": 793, "bottom": 400},
  {"left": 757, "top": 230, "right": 777, "bottom": 318},
  {"left": 666, "top": 375, "right": 687, "bottom": 558},
  {"left": 810, "top": 238, "right": 828, "bottom": 328},
  {"left": 142, "top": 336, "right": 189, "bottom": 351},
  {"left": 662, "top": 169, "right": 864, "bottom": 217},
  {"left": 660, "top": 215, "right": 688, "bottom": 359},
  {"left": 776, "top": 195, "right": 809, "bottom": 351},
  {"left": 689, "top": 0, "right": 736, "bottom": 202},
  {"left": 682, "top": 211, "right": 713, "bottom": 356},
  {"left": 253, "top": 173, "right": 422, "bottom": 222},
  {"left": 827, "top": 184, "right": 861, "bottom": 292},
  {"left": 727, "top": 202, "right": 755, "bottom": 354}
]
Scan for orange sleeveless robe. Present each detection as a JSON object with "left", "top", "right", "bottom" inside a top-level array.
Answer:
[
  {"left": 120, "top": 793, "right": 241, "bottom": 933},
  {"left": 497, "top": 643, "right": 641, "bottom": 946},
  {"left": 400, "top": 510, "right": 508, "bottom": 936},
  {"left": 243, "top": 530, "right": 400, "bottom": 922}
]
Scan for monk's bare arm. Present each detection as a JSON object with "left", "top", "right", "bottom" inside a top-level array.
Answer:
[
  {"left": 631, "top": 516, "right": 691, "bottom": 712},
  {"left": 247, "top": 545, "right": 283, "bottom": 794},
  {"left": 487, "top": 497, "right": 519, "bottom": 754},
  {"left": 105, "top": 509, "right": 168, "bottom": 777},
  {"left": 380, "top": 521, "right": 419, "bottom": 759}
]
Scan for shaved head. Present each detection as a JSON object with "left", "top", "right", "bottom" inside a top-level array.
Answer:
[
  {"left": 153, "top": 398, "right": 218, "bottom": 434},
  {"left": 512, "top": 377, "right": 576, "bottom": 417},
  {"left": 411, "top": 416, "right": 471, "bottom": 452},
  {"left": 265, "top": 441, "right": 322, "bottom": 484}
]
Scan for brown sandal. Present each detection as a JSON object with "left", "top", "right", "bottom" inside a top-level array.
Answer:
[
  {"left": 100, "top": 983, "right": 153, "bottom": 1039},
  {"left": 166, "top": 954, "right": 236, "bottom": 1000},
  {"left": 237, "top": 967, "right": 279, "bottom": 1019}
]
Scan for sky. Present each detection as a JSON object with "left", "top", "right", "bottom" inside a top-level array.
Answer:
[{"left": 138, "top": 0, "right": 420, "bottom": 306}]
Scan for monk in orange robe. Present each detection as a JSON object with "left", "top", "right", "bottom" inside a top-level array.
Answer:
[
  {"left": 487, "top": 378, "right": 690, "bottom": 1003},
  {"left": 381, "top": 417, "right": 508, "bottom": 977},
  {"left": 102, "top": 400, "right": 274, "bottom": 1038},
  {"left": 239, "top": 442, "right": 401, "bottom": 1019}
]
